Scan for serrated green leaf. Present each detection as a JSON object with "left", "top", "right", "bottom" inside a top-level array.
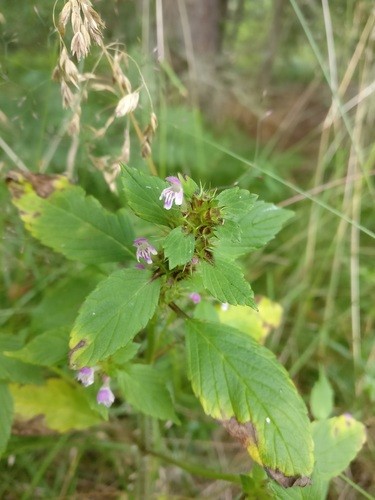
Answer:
[
  {"left": 216, "top": 187, "right": 257, "bottom": 220},
  {"left": 112, "top": 343, "right": 140, "bottom": 364},
  {"left": 185, "top": 319, "right": 314, "bottom": 478},
  {"left": 0, "top": 383, "right": 13, "bottom": 457},
  {"left": 122, "top": 166, "right": 181, "bottom": 226},
  {"left": 30, "top": 272, "right": 102, "bottom": 332},
  {"left": 0, "top": 353, "right": 44, "bottom": 384},
  {"left": 10, "top": 379, "right": 102, "bottom": 432},
  {"left": 9, "top": 327, "right": 69, "bottom": 367},
  {"left": 310, "top": 367, "right": 334, "bottom": 420},
  {"left": 117, "top": 364, "right": 179, "bottom": 423},
  {"left": 200, "top": 259, "right": 256, "bottom": 308},
  {"left": 10, "top": 179, "right": 135, "bottom": 264},
  {"left": 214, "top": 219, "right": 242, "bottom": 243},
  {"left": 0, "top": 334, "right": 24, "bottom": 352},
  {"left": 69, "top": 269, "right": 161, "bottom": 367},
  {"left": 312, "top": 415, "right": 366, "bottom": 480},
  {"left": 215, "top": 202, "right": 293, "bottom": 259},
  {"left": 163, "top": 227, "right": 195, "bottom": 269}
]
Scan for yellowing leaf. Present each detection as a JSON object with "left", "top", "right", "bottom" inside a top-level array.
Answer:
[
  {"left": 7, "top": 171, "right": 135, "bottom": 265},
  {"left": 271, "top": 415, "right": 367, "bottom": 498},
  {"left": 10, "top": 379, "right": 102, "bottom": 432},
  {"left": 312, "top": 414, "right": 366, "bottom": 480},
  {"left": 217, "top": 296, "right": 283, "bottom": 343}
]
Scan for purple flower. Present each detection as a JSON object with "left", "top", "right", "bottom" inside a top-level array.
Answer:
[
  {"left": 189, "top": 292, "right": 201, "bottom": 304},
  {"left": 76, "top": 367, "right": 95, "bottom": 387},
  {"left": 133, "top": 238, "right": 158, "bottom": 264},
  {"left": 159, "top": 176, "right": 184, "bottom": 210},
  {"left": 97, "top": 377, "right": 115, "bottom": 408}
]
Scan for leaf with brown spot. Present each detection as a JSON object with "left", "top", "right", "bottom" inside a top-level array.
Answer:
[
  {"left": 265, "top": 467, "right": 311, "bottom": 488},
  {"left": 69, "top": 339, "right": 87, "bottom": 367},
  {"left": 186, "top": 319, "right": 314, "bottom": 480},
  {"left": 222, "top": 417, "right": 258, "bottom": 449}
]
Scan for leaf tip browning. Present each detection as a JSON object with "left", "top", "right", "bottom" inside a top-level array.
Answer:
[
  {"left": 222, "top": 417, "right": 312, "bottom": 489},
  {"left": 6, "top": 170, "right": 70, "bottom": 200},
  {"left": 264, "top": 467, "right": 312, "bottom": 488},
  {"left": 221, "top": 417, "right": 263, "bottom": 466}
]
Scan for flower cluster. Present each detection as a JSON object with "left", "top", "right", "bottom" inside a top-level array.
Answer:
[
  {"left": 76, "top": 367, "right": 115, "bottom": 408},
  {"left": 132, "top": 178, "right": 186, "bottom": 267}
]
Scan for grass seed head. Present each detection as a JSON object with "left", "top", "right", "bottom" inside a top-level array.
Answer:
[{"left": 115, "top": 92, "right": 140, "bottom": 117}]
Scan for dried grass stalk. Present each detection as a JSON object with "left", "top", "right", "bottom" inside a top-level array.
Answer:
[{"left": 141, "top": 112, "right": 158, "bottom": 158}]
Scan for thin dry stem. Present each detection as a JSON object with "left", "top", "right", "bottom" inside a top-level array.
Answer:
[
  {"left": 155, "top": 0, "right": 165, "bottom": 62},
  {"left": 176, "top": 0, "right": 198, "bottom": 105},
  {"left": 0, "top": 135, "right": 29, "bottom": 173},
  {"left": 66, "top": 133, "right": 80, "bottom": 180},
  {"left": 322, "top": 0, "right": 338, "bottom": 95},
  {"left": 350, "top": 34, "right": 373, "bottom": 395}
]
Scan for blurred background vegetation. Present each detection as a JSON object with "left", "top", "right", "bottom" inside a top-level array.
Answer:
[{"left": 0, "top": 0, "right": 374, "bottom": 497}]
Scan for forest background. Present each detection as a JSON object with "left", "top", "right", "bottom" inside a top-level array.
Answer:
[{"left": 0, "top": 0, "right": 374, "bottom": 498}]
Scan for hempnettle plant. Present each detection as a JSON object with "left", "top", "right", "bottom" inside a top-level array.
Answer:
[
  {"left": 1, "top": 1, "right": 370, "bottom": 496},
  {"left": 5, "top": 166, "right": 312, "bottom": 482},
  {"left": 4, "top": 166, "right": 367, "bottom": 496}
]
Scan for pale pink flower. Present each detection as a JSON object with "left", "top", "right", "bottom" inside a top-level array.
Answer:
[
  {"left": 189, "top": 292, "right": 201, "bottom": 304},
  {"left": 133, "top": 238, "right": 158, "bottom": 264},
  {"left": 76, "top": 367, "right": 95, "bottom": 387},
  {"left": 159, "top": 176, "right": 184, "bottom": 210},
  {"left": 97, "top": 377, "right": 115, "bottom": 408}
]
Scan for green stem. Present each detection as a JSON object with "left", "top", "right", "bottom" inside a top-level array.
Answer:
[
  {"left": 339, "top": 473, "right": 375, "bottom": 500},
  {"left": 168, "top": 301, "right": 190, "bottom": 319},
  {"left": 145, "top": 314, "right": 158, "bottom": 364}
]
